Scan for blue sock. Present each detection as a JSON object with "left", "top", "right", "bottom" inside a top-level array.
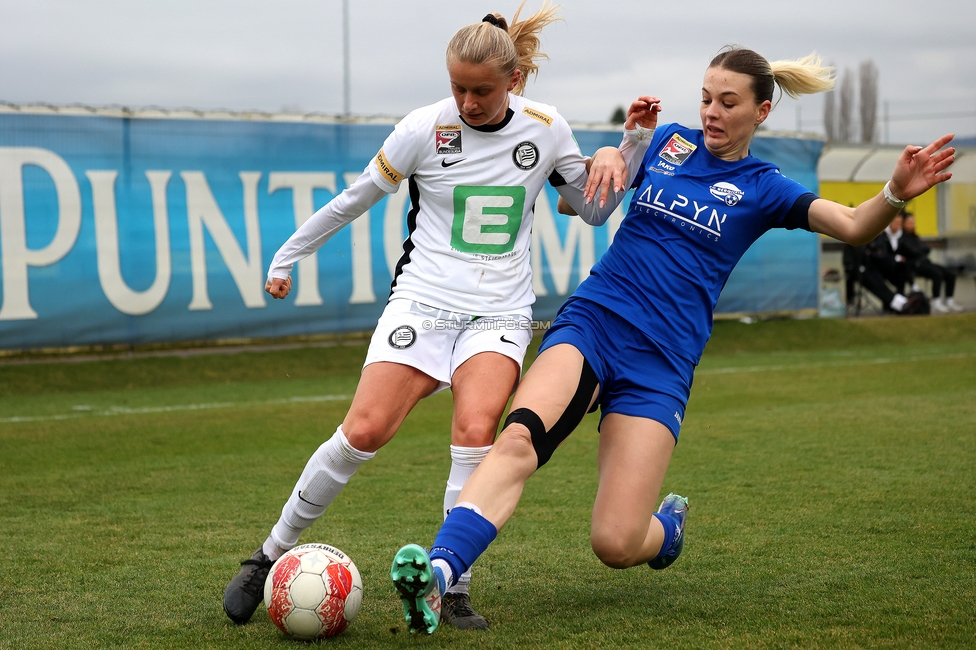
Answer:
[
  {"left": 429, "top": 507, "right": 497, "bottom": 589},
  {"left": 652, "top": 511, "right": 678, "bottom": 558}
]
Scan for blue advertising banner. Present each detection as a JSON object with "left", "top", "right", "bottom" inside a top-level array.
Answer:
[{"left": 0, "top": 112, "right": 821, "bottom": 350}]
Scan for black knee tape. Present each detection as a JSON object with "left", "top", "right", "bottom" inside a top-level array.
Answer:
[
  {"left": 504, "top": 407, "right": 545, "bottom": 440},
  {"left": 504, "top": 359, "right": 600, "bottom": 469}
]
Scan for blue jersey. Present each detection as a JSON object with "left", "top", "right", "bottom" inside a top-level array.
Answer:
[{"left": 573, "top": 123, "right": 816, "bottom": 364}]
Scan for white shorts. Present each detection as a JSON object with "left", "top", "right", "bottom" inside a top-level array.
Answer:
[{"left": 364, "top": 299, "right": 533, "bottom": 394}]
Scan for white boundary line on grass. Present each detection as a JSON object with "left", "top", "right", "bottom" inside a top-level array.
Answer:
[
  {"left": 3, "top": 350, "right": 973, "bottom": 425},
  {"left": 0, "top": 394, "right": 352, "bottom": 424},
  {"left": 697, "top": 350, "right": 976, "bottom": 376}
]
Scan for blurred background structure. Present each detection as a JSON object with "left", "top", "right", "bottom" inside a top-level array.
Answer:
[{"left": 1, "top": 0, "right": 974, "bottom": 350}]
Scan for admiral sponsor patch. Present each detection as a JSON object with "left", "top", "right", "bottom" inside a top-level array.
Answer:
[
  {"left": 435, "top": 125, "right": 462, "bottom": 154},
  {"left": 709, "top": 181, "right": 744, "bottom": 206},
  {"left": 388, "top": 325, "right": 416, "bottom": 349},
  {"left": 512, "top": 141, "right": 539, "bottom": 170},
  {"left": 521, "top": 106, "right": 553, "bottom": 126},
  {"left": 375, "top": 149, "right": 403, "bottom": 185},
  {"left": 658, "top": 133, "right": 697, "bottom": 165}
]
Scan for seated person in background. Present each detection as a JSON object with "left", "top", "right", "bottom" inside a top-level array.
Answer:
[
  {"left": 900, "top": 211, "right": 962, "bottom": 312},
  {"left": 844, "top": 212, "right": 920, "bottom": 314},
  {"left": 852, "top": 250, "right": 922, "bottom": 314},
  {"left": 863, "top": 212, "right": 912, "bottom": 295}
]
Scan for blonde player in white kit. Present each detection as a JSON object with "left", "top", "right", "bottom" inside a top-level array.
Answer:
[{"left": 223, "top": 2, "right": 660, "bottom": 631}]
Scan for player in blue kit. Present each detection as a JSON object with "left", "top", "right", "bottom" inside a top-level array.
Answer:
[{"left": 390, "top": 46, "right": 956, "bottom": 634}]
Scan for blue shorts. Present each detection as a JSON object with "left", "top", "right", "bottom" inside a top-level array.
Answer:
[{"left": 538, "top": 298, "right": 694, "bottom": 441}]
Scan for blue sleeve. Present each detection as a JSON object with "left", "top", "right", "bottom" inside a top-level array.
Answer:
[
  {"left": 631, "top": 123, "right": 683, "bottom": 190},
  {"left": 758, "top": 169, "right": 818, "bottom": 232}
]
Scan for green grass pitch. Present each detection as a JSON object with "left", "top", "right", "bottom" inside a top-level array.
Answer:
[{"left": 1, "top": 314, "right": 975, "bottom": 649}]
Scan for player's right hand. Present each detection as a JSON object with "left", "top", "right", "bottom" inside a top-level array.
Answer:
[
  {"left": 266, "top": 276, "right": 292, "bottom": 299},
  {"left": 624, "top": 95, "right": 661, "bottom": 132}
]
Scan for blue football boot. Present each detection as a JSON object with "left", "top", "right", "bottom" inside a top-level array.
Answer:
[{"left": 648, "top": 493, "right": 689, "bottom": 570}]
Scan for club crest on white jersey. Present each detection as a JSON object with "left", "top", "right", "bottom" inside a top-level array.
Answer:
[{"left": 512, "top": 141, "right": 539, "bottom": 170}]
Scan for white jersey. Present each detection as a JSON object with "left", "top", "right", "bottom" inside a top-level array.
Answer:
[
  {"left": 368, "top": 95, "right": 589, "bottom": 315},
  {"left": 267, "top": 97, "right": 649, "bottom": 316}
]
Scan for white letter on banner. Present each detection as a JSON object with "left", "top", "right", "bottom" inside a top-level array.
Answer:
[
  {"left": 383, "top": 183, "right": 410, "bottom": 278},
  {"left": 182, "top": 171, "right": 266, "bottom": 310},
  {"left": 89, "top": 170, "right": 172, "bottom": 315},
  {"left": 530, "top": 190, "right": 594, "bottom": 296},
  {"left": 0, "top": 147, "right": 82, "bottom": 321},
  {"left": 344, "top": 172, "right": 376, "bottom": 304},
  {"left": 605, "top": 202, "right": 626, "bottom": 246},
  {"left": 267, "top": 172, "right": 336, "bottom": 307}
]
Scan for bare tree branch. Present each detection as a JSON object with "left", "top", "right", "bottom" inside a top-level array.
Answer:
[
  {"left": 859, "top": 60, "right": 879, "bottom": 143},
  {"left": 838, "top": 68, "right": 856, "bottom": 143},
  {"left": 823, "top": 74, "right": 836, "bottom": 142}
]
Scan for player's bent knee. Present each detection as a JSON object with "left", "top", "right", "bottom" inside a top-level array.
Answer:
[
  {"left": 492, "top": 422, "right": 537, "bottom": 460},
  {"left": 341, "top": 418, "right": 395, "bottom": 453},
  {"left": 504, "top": 359, "right": 599, "bottom": 469},
  {"left": 503, "top": 407, "right": 555, "bottom": 467},
  {"left": 451, "top": 413, "right": 501, "bottom": 447},
  {"left": 590, "top": 530, "right": 643, "bottom": 569}
]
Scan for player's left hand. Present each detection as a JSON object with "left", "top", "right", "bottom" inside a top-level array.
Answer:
[
  {"left": 585, "top": 147, "right": 627, "bottom": 208},
  {"left": 888, "top": 134, "right": 954, "bottom": 201}
]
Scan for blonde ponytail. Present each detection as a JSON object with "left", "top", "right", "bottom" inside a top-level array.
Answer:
[
  {"left": 447, "top": 2, "right": 562, "bottom": 95},
  {"left": 770, "top": 54, "right": 835, "bottom": 99}
]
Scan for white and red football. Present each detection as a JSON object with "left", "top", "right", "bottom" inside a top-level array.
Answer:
[{"left": 263, "top": 543, "right": 363, "bottom": 639}]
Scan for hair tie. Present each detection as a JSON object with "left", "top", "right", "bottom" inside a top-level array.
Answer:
[{"left": 482, "top": 14, "right": 501, "bottom": 27}]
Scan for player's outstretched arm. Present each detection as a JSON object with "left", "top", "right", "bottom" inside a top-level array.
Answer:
[
  {"left": 266, "top": 171, "right": 388, "bottom": 297},
  {"left": 583, "top": 96, "right": 661, "bottom": 207},
  {"left": 560, "top": 97, "right": 661, "bottom": 222},
  {"left": 809, "top": 134, "right": 954, "bottom": 246}
]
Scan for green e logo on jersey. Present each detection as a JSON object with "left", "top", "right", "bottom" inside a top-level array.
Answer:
[{"left": 451, "top": 186, "right": 526, "bottom": 255}]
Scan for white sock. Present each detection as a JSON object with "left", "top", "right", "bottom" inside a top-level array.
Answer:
[
  {"left": 269, "top": 426, "right": 375, "bottom": 551},
  {"left": 432, "top": 558, "right": 455, "bottom": 591},
  {"left": 443, "top": 445, "right": 491, "bottom": 595},
  {"left": 262, "top": 538, "right": 288, "bottom": 562},
  {"left": 890, "top": 294, "right": 908, "bottom": 312}
]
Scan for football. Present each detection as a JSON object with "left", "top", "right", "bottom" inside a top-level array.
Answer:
[{"left": 263, "top": 543, "right": 363, "bottom": 639}]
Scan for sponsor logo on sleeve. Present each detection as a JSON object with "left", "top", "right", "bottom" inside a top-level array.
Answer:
[
  {"left": 658, "top": 133, "right": 697, "bottom": 165},
  {"left": 375, "top": 149, "right": 403, "bottom": 185},
  {"left": 435, "top": 125, "right": 463, "bottom": 154},
  {"left": 512, "top": 141, "right": 539, "bottom": 170},
  {"left": 709, "top": 181, "right": 744, "bottom": 206},
  {"left": 521, "top": 106, "right": 553, "bottom": 126}
]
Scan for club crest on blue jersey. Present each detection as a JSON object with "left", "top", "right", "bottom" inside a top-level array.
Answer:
[
  {"left": 435, "top": 125, "right": 462, "bottom": 154},
  {"left": 709, "top": 182, "right": 744, "bottom": 206},
  {"left": 512, "top": 141, "right": 539, "bottom": 170},
  {"left": 658, "top": 134, "right": 696, "bottom": 165}
]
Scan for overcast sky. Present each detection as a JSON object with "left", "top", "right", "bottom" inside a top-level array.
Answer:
[{"left": 2, "top": 0, "right": 974, "bottom": 145}]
